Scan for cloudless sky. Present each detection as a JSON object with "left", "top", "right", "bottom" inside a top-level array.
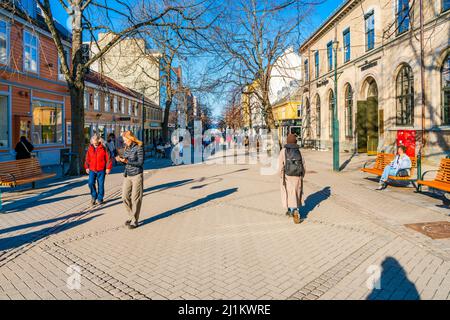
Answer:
[{"left": 49, "top": 0, "right": 346, "bottom": 117}]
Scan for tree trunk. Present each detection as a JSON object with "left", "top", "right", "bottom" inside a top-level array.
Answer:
[
  {"left": 67, "top": 83, "right": 85, "bottom": 176},
  {"left": 161, "top": 97, "right": 173, "bottom": 143}
]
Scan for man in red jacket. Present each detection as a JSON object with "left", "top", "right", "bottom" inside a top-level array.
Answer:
[{"left": 84, "top": 134, "right": 112, "bottom": 206}]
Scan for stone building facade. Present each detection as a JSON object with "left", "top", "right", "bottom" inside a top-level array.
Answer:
[{"left": 300, "top": 0, "right": 449, "bottom": 163}]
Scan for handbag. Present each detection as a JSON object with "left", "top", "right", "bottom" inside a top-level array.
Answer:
[{"left": 397, "top": 169, "right": 409, "bottom": 177}]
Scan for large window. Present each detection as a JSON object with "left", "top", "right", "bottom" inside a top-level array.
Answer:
[
  {"left": 328, "top": 90, "right": 334, "bottom": 137},
  {"left": 343, "top": 28, "right": 350, "bottom": 63},
  {"left": 32, "top": 100, "right": 63, "bottom": 145},
  {"left": 442, "top": 53, "right": 450, "bottom": 125},
  {"left": 0, "top": 95, "right": 8, "bottom": 148},
  {"left": 23, "top": 30, "right": 38, "bottom": 73},
  {"left": 314, "top": 51, "right": 319, "bottom": 78},
  {"left": 345, "top": 84, "right": 353, "bottom": 137},
  {"left": 304, "top": 59, "right": 309, "bottom": 81},
  {"left": 365, "top": 10, "right": 375, "bottom": 51},
  {"left": 327, "top": 41, "right": 333, "bottom": 71},
  {"left": 315, "top": 95, "right": 321, "bottom": 138},
  {"left": 397, "top": 0, "right": 410, "bottom": 34},
  {"left": 396, "top": 64, "right": 414, "bottom": 126},
  {"left": 0, "top": 20, "right": 9, "bottom": 65}
]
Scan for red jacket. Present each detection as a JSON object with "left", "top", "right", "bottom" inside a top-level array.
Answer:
[{"left": 84, "top": 144, "right": 112, "bottom": 172}]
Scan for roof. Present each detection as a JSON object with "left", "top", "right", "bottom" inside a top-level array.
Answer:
[
  {"left": 299, "top": 0, "right": 356, "bottom": 51},
  {"left": 85, "top": 70, "right": 137, "bottom": 98},
  {"left": 0, "top": 1, "right": 72, "bottom": 42}
]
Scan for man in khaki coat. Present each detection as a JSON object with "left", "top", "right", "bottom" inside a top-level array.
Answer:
[{"left": 278, "top": 134, "right": 305, "bottom": 224}]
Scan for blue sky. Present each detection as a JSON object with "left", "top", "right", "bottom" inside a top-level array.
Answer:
[{"left": 49, "top": 0, "right": 346, "bottom": 117}]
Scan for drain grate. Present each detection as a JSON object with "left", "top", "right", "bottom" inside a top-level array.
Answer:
[{"left": 405, "top": 221, "right": 450, "bottom": 239}]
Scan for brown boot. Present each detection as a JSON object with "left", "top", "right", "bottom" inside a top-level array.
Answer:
[{"left": 293, "top": 211, "right": 301, "bottom": 224}]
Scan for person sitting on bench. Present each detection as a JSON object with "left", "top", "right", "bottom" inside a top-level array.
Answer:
[{"left": 376, "top": 145, "right": 411, "bottom": 190}]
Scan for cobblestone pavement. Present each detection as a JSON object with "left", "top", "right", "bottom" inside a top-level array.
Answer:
[{"left": 0, "top": 149, "right": 449, "bottom": 300}]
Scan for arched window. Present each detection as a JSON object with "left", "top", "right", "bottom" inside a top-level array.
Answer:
[
  {"left": 328, "top": 90, "right": 335, "bottom": 137},
  {"left": 396, "top": 64, "right": 414, "bottom": 126},
  {"left": 345, "top": 84, "right": 353, "bottom": 137},
  {"left": 315, "top": 94, "right": 321, "bottom": 138},
  {"left": 442, "top": 53, "right": 450, "bottom": 125}
]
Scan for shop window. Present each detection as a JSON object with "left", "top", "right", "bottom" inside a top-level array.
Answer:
[
  {"left": 442, "top": 53, "right": 450, "bottom": 125},
  {"left": 0, "top": 95, "right": 8, "bottom": 148},
  {"left": 31, "top": 100, "right": 63, "bottom": 145},
  {"left": 396, "top": 64, "right": 414, "bottom": 126}
]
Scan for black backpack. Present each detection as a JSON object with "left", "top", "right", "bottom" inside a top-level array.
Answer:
[{"left": 284, "top": 147, "right": 305, "bottom": 177}]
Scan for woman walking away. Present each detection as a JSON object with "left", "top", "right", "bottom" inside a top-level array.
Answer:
[
  {"left": 84, "top": 134, "right": 112, "bottom": 206},
  {"left": 376, "top": 145, "right": 411, "bottom": 190},
  {"left": 106, "top": 133, "right": 118, "bottom": 166},
  {"left": 15, "top": 136, "right": 34, "bottom": 160},
  {"left": 278, "top": 134, "right": 306, "bottom": 224},
  {"left": 115, "top": 131, "right": 144, "bottom": 230}
]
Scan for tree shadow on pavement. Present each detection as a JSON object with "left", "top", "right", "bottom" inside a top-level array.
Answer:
[
  {"left": 300, "top": 186, "right": 331, "bottom": 219},
  {"left": 367, "top": 257, "right": 420, "bottom": 300},
  {"left": 140, "top": 188, "right": 238, "bottom": 226},
  {"left": 0, "top": 214, "right": 101, "bottom": 252}
]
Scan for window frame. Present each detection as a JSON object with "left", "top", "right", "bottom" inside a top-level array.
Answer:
[
  {"left": 364, "top": 10, "right": 375, "bottom": 52},
  {"left": 327, "top": 41, "right": 333, "bottom": 72},
  {"left": 0, "top": 18, "right": 10, "bottom": 66},
  {"left": 314, "top": 51, "right": 319, "bottom": 79},
  {"left": 343, "top": 28, "right": 351, "bottom": 63},
  {"left": 396, "top": 0, "right": 410, "bottom": 35},
  {"left": 31, "top": 98, "right": 64, "bottom": 146},
  {"left": 443, "top": 0, "right": 450, "bottom": 12},
  {"left": 93, "top": 91, "right": 100, "bottom": 111},
  {"left": 328, "top": 90, "right": 335, "bottom": 137},
  {"left": 84, "top": 91, "right": 89, "bottom": 110},
  {"left": 57, "top": 47, "right": 70, "bottom": 81},
  {"left": 344, "top": 84, "right": 353, "bottom": 137},
  {"left": 441, "top": 53, "right": 450, "bottom": 125},
  {"left": 113, "top": 96, "right": 118, "bottom": 113},
  {"left": 23, "top": 29, "right": 39, "bottom": 73}
]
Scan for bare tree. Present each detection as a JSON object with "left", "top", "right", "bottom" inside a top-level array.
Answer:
[
  {"left": 35, "top": 0, "right": 208, "bottom": 174},
  {"left": 201, "top": 0, "right": 321, "bottom": 132}
]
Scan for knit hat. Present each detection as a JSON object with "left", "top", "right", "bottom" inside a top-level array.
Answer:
[
  {"left": 122, "top": 130, "right": 143, "bottom": 146},
  {"left": 287, "top": 134, "right": 297, "bottom": 144}
]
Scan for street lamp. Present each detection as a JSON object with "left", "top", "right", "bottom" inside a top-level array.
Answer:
[{"left": 332, "top": 40, "right": 340, "bottom": 172}]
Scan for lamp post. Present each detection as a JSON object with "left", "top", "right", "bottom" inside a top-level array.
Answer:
[{"left": 332, "top": 40, "right": 340, "bottom": 171}]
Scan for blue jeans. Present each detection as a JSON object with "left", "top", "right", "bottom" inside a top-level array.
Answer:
[
  {"left": 380, "top": 166, "right": 398, "bottom": 183},
  {"left": 88, "top": 170, "right": 106, "bottom": 201}
]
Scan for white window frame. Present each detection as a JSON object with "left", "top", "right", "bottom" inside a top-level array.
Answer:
[
  {"left": 121, "top": 97, "right": 126, "bottom": 114},
  {"left": 93, "top": 91, "right": 100, "bottom": 111},
  {"left": 104, "top": 94, "right": 110, "bottom": 112},
  {"left": 0, "top": 19, "right": 10, "bottom": 66},
  {"left": 84, "top": 91, "right": 89, "bottom": 110},
  {"left": 128, "top": 100, "right": 132, "bottom": 115},
  {"left": 113, "top": 96, "right": 118, "bottom": 113},
  {"left": 23, "top": 29, "right": 39, "bottom": 73}
]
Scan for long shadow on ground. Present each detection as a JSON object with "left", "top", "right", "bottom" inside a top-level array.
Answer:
[
  {"left": 367, "top": 256, "right": 420, "bottom": 300},
  {"left": 0, "top": 214, "right": 101, "bottom": 252},
  {"left": 140, "top": 188, "right": 238, "bottom": 226},
  {"left": 300, "top": 186, "right": 331, "bottom": 219}
]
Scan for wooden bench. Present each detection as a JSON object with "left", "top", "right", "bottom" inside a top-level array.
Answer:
[
  {"left": 361, "top": 153, "right": 418, "bottom": 188},
  {"left": 417, "top": 159, "right": 450, "bottom": 193},
  {"left": 0, "top": 158, "right": 56, "bottom": 188}
]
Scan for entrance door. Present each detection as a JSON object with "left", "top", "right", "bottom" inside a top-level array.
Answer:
[{"left": 356, "top": 98, "right": 378, "bottom": 154}]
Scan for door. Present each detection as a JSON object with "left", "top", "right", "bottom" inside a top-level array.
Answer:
[
  {"left": 356, "top": 101, "right": 367, "bottom": 153},
  {"left": 366, "top": 97, "right": 378, "bottom": 155}
]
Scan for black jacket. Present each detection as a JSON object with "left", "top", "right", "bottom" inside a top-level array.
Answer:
[
  {"left": 123, "top": 143, "right": 144, "bottom": 177},
  {"left": 15, "top": 139, "right": 34, "bottom": 160}
]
